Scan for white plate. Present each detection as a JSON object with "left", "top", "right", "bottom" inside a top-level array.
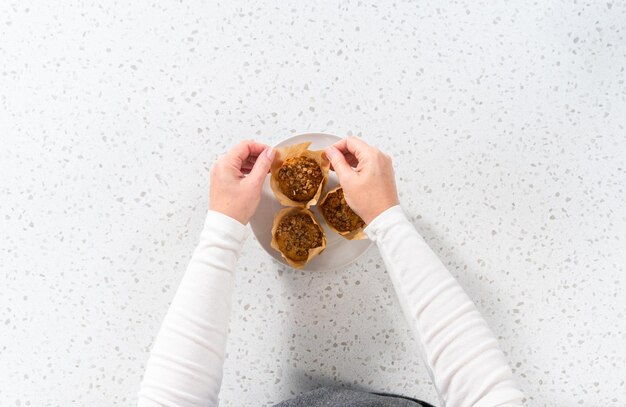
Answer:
[{"left": 250, "top": 133, "right": 372, "bottom": 271}]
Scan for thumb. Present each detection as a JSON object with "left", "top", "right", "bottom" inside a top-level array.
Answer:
[
  {"left": 325, "top": 146, "right": 353, "bottom": 181},
  {"left": 247, "top": 147, "right": 275, "bottom": 186}
]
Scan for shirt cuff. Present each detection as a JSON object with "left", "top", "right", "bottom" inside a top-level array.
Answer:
[
  {"left": 364, "top": 205, "right": 409, "bottom": 241},
  {"left": 203, "top": 210, "right": 250, "bottom": 243}
]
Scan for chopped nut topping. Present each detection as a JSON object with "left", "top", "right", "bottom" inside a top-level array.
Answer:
[
  {"left": 277, "top": 156, "right": 323, "bottom": 202},
  {"left": 275, "top": 213, "right": 324, "bottom": 261},
  {"left": 320, "top": 188, "right": 365, "bottom": 232}
]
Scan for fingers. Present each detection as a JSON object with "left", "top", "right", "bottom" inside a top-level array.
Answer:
[
  {"left": 328, "top": 152, "right": 357, "bottom": 172},
  {"left": 328, "top": 136, "right": 373, "bottom": 172},
  {"left": 226, "top": 140, "right": 269, "bottom": 167},
  {"left": 344, "top": 152, "right": 358, "bottom": 168},
  {"left": 324, "top": 145, "right": 353, "bottom": 180},
  {"left": 247, "top": 147, "right": 275, "bottom": 185},
  {"left": 332, "top": 136, "right": 373, "bottom": 162},
  {"left": 241, "top": 156, "right": 259, "bottom": 174}
]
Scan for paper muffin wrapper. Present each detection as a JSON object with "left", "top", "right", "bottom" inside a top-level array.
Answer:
[
  {"left": 270, "top": 141, "right": 330, "bottom": 208},
  {"left": 271, "top": 207, "right": 327, "bottom": 269},
  {"left": 319, "top": 186, "right": 368, "bottom": 240}
]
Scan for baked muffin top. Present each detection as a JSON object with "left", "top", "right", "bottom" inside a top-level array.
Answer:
[
  {"left": 277, "top": 156, "right": 323, "bottom": 202},
  {"left": 320, "top": 188, "right": 365, "bottom": 233},
  {"left": 275, "top": 213, "right": 324, "bottom": 261}
]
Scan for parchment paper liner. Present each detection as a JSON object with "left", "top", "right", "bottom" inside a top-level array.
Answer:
[
  {"left": 270, "top": 142, "right": 330, "bottom": 208},
  {"left": 319, "top": 186, "right": 368, "bottom": 240},
  {"left": 271, "top": 207, "right": 327, "bottom": 269}
]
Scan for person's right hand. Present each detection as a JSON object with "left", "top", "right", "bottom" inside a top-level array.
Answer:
[{"left": 324, "top": 137, "right": 399, "bottom": 224}]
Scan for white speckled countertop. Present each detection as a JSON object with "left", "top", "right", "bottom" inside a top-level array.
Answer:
[{"left": 1, "top": 1, "right": 625, "bottom": 406}]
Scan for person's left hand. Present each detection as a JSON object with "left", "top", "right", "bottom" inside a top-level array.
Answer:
[{"left": 209, "top": 140, "right": 275, "bottom": 224}]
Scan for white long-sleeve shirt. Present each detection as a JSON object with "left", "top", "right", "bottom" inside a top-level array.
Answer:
[{"left": 138, "top": 206, "right": 524, "bottom": 407}]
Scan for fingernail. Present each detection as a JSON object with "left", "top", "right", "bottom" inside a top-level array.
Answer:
[
  {"left": 325, "top": 146, "right": 337, "bottom": 160},
  {"left": 265, "top": 147, "right": 275, "bottom": 160}
]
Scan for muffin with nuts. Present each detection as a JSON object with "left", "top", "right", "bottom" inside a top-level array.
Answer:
[
  {"left": 271, "top": 208, "right": 326, "bottom": 268},
  {"left": 270, "top": 142, "right": 330, "bottom": 208},
  {"left": 277, "top": 156, "right": 323, "bottom": 202},
  {"left": 319, "top": 187, "right": 367, "bottom": 240}
]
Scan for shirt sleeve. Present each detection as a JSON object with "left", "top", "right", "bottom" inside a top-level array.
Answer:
[
  {"left": 365, "top": 205, "right": 524, "bottom": 407},
  {"left": 137, "top": 210, "right": 249, "bottom": 407}
]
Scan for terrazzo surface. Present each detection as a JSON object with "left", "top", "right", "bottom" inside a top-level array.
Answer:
[{"left": 1, "top": 1, "right": 625, "bottom": 406}]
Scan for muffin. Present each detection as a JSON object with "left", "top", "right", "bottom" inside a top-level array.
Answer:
[
  {"left": 319, "top": 187, "right": 367, "bottom": 240},
  {"left": 270, "top": 142, "right": 330, "bottom": 208},
  {"left": 271, "top": 208, "right": 326, "bottom": 268},
  {"left": 277, "top": 156, "right": 323, "bottom": 202}
]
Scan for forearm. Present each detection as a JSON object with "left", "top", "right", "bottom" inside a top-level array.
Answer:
[
  {"left": 138, "top": 211, "right": 248, "bottom": 407},
  {"left": 366, "top": 206, "right": 524, "bottom": 407}
]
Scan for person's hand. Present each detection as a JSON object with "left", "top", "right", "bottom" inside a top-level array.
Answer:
[
  {"left": 324, "top": 137, "right": 399, "bottom": 224},
  {"left": 209, "top": 140, "right": 275, "bottom": 224}
]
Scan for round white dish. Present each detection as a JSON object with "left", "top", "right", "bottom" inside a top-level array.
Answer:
[{"left": 249, "top": 133, "right": 372, "bottom": 271}]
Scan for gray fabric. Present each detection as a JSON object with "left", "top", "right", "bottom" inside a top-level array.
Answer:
[{"left": 272, "top": 387, "right": 433, "bottom": 407}]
